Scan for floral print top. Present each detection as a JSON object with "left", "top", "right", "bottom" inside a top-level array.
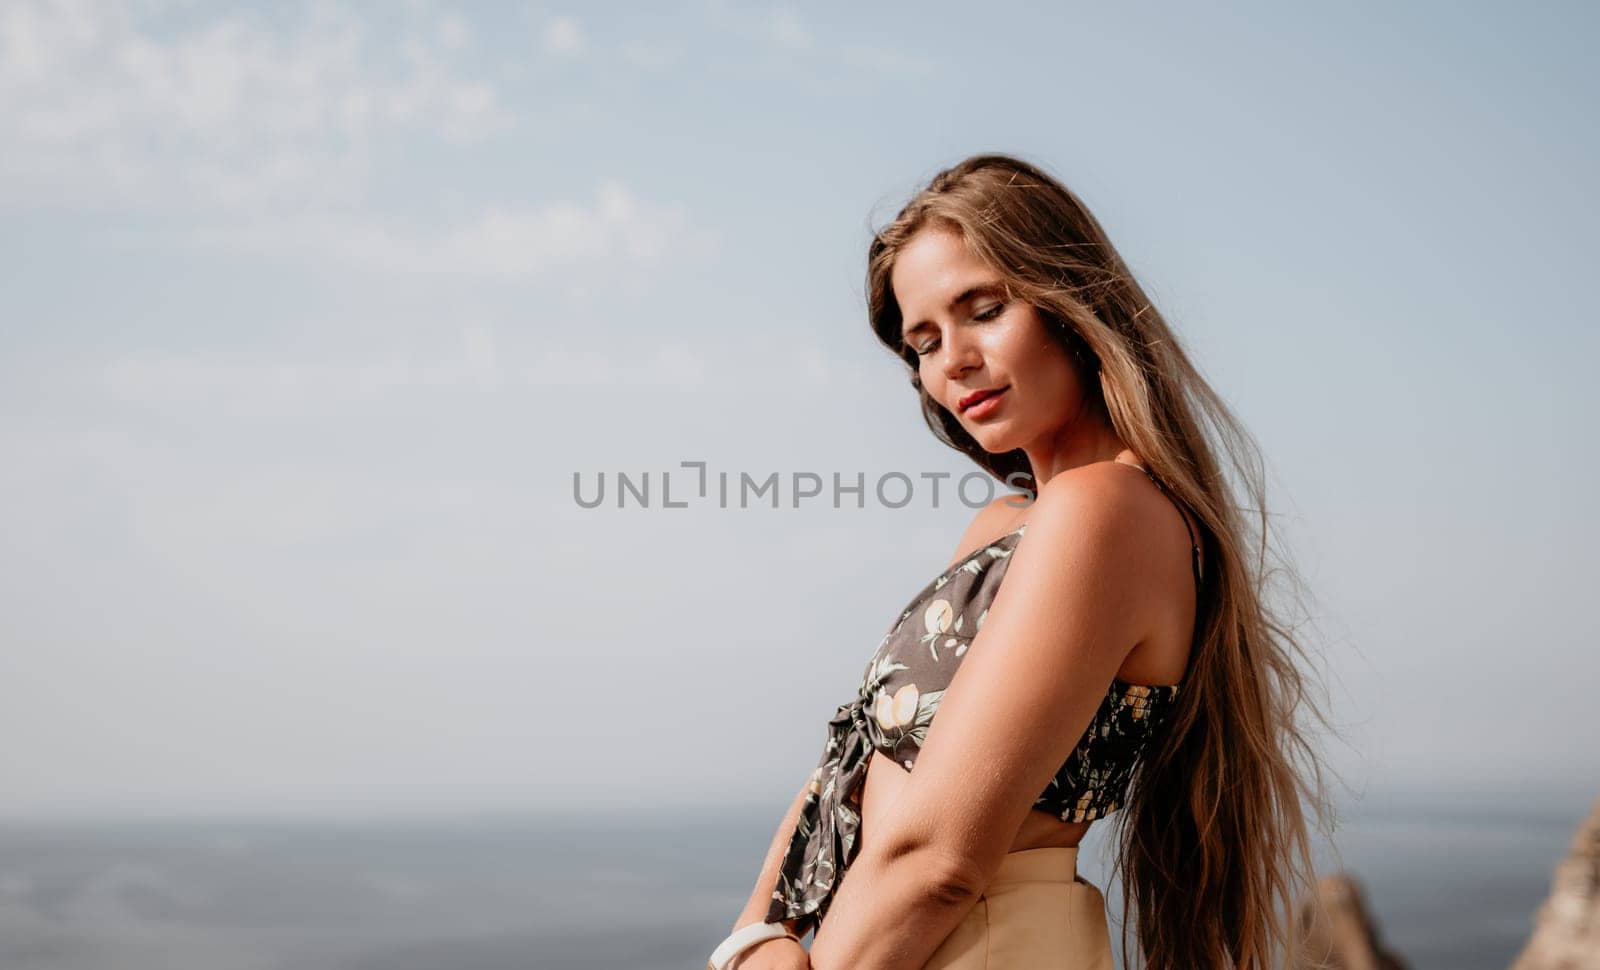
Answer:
[{"left": 765, "top": 506, "right": 1196, "bottom": 935}]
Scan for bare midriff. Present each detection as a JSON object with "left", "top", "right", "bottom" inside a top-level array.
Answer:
[{"left": 858, "top": 749, "right": 1095, "bottom": 857}]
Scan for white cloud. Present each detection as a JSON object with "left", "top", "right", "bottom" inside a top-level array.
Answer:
[
  {"left": 619, "top": 38, "right": 682, "bottom": 70},
  {"left": 435, "top": 12, "right": 471, "bottom": 52},
  {"left": 0, "top": 4, "right": 716, "bottom": 279},
  {"left": 700, "top": 1, "right": 927, "bottom": 78},
  {"left": 0, "top": 0, "right": 512, "bottom": 211},
  {"left": 839, "top": 43, "right": 936, "bottom": 77},
  {"left": 541, "top": 14, "right": 584, "bottom": 56},
  {"left": 87, "top": 331, "right": 713, "bottom": 418},
  {"left": 183, "top": 178, "right": 717, "bottom": 279},
  {"left": 766, "top": 7, "right": 811, "bottom": 51}
]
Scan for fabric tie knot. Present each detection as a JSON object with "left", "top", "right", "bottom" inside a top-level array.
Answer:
[{"left": 763, "top": 691, "right": 876, "bottom": 933}]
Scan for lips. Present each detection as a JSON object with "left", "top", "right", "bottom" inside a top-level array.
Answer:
[{"left": 958, "top": 387, "right": 1006, "bottom": 412}]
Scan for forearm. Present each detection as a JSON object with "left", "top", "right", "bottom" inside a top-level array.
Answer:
[
  {"left": 731, "top": 782, "right": 811, "bottom": 938},
  {"left": 806, "top": 842, "right": 979, "bottom": 970}
]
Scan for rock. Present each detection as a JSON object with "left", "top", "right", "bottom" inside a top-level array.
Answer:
[
  {"left": 1294, "top": 872, "right": 1408, "bottom": 969},
  {"left": 1512, "top": 794, "right": 1600, "bottom": 970}
]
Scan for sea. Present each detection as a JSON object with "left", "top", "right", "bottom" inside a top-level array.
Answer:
[{"left": 0, "top": 787, "right": 1591, "bottom": 970}]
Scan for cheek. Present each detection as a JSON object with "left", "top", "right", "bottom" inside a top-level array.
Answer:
[
  {"left": 915, "top": 361, "right": 947, "bottom": 405},
  {"left": 992, "top": 325, "right": 1046, "bottom": 370},
  {"left": 1014, "top": 352, "right": 1080, "bottom": 413}
]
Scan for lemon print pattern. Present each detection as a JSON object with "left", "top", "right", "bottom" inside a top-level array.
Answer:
[{"left": 764, "top": 521, "right": 1185, "bottom": 936}]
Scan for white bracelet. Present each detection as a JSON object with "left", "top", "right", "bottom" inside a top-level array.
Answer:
[{"left": 707, "top": 921, "right": 797, "bottom": 970}]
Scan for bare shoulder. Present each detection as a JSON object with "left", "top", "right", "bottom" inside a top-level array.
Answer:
[
  {"left": 1019, "top": 460, "right": 1184, "bottom": 585},
  {"left": 1030, "top": 460, "right": 1152, "bottom": 526},
  {"left": 1018, "top": 461, "right": 1197, "bottom": 670}
]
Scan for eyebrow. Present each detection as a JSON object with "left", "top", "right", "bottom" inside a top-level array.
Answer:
[{"left": 900, "top": 281, "right": 1007, "bottom": 340}]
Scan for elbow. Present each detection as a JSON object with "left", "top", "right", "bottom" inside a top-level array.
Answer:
[
  {"left": 925, "top": 848, "right": 987, "bottom": 902},
  {"left": 867, "top": 834, "right": 987, "bottom": 904},
  {"left": 864, "top": 785, "right": 991, "bottom": 900}
]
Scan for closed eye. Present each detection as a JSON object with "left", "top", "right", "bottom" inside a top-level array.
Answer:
[{"left": 910, "top": 303, "right": 1005, "bottom": 357}]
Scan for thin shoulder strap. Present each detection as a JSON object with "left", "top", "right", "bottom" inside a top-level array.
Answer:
[{"left": 1134, "top": 464, "right": 1204, "bottom": 586}]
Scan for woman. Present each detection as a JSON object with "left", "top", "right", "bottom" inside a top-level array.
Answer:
[{"left": 709, "top": 153, "right": 1332, "bottom": 970}]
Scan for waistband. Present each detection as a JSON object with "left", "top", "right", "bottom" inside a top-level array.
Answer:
[{"left": 987, "top": 846, "right": 1080, "bottom": 888}]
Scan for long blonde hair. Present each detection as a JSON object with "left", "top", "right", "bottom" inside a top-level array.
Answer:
[{"left": 865, "top": 153, "right": 1338, "bottom": 969}]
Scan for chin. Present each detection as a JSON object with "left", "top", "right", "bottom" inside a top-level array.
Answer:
[{"left": 967, "top": 428, "right": 1017, "bottom": 455}]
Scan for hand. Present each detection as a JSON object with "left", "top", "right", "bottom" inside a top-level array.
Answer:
[{"left": 728, "top": 936, "right": 810, "bottom": 970}]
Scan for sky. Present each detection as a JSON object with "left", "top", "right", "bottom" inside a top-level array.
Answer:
[{"left": 0, "top": 0, "right": 1595, "bottom": 819}]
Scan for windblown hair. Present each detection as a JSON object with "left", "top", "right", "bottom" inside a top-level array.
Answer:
[{"left": 864, "top": 153, "right": 1339, "bottom": 970}]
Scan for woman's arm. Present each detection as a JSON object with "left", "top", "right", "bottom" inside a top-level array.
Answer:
[
  {"left": 726, "top": 780, "right": 812, "bottom": 954},
  {"left": 801, "top": 839, "right": 980, "bottom": 970},
  {"left": 808, "top": 466, "right": 1155, "bottom": 969}
]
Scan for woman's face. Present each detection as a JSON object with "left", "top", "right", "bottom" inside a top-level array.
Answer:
[{"left": 891, "top": 226, "right": 1087, "bottom": 456}]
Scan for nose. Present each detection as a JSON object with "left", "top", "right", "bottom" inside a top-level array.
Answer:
[{"left": 939, "top": 328, "right": 981, "bottom": 382}]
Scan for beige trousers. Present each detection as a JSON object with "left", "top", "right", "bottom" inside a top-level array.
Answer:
[{"left": 921, "top": 847, "right": 1115, "bottom": 970}]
